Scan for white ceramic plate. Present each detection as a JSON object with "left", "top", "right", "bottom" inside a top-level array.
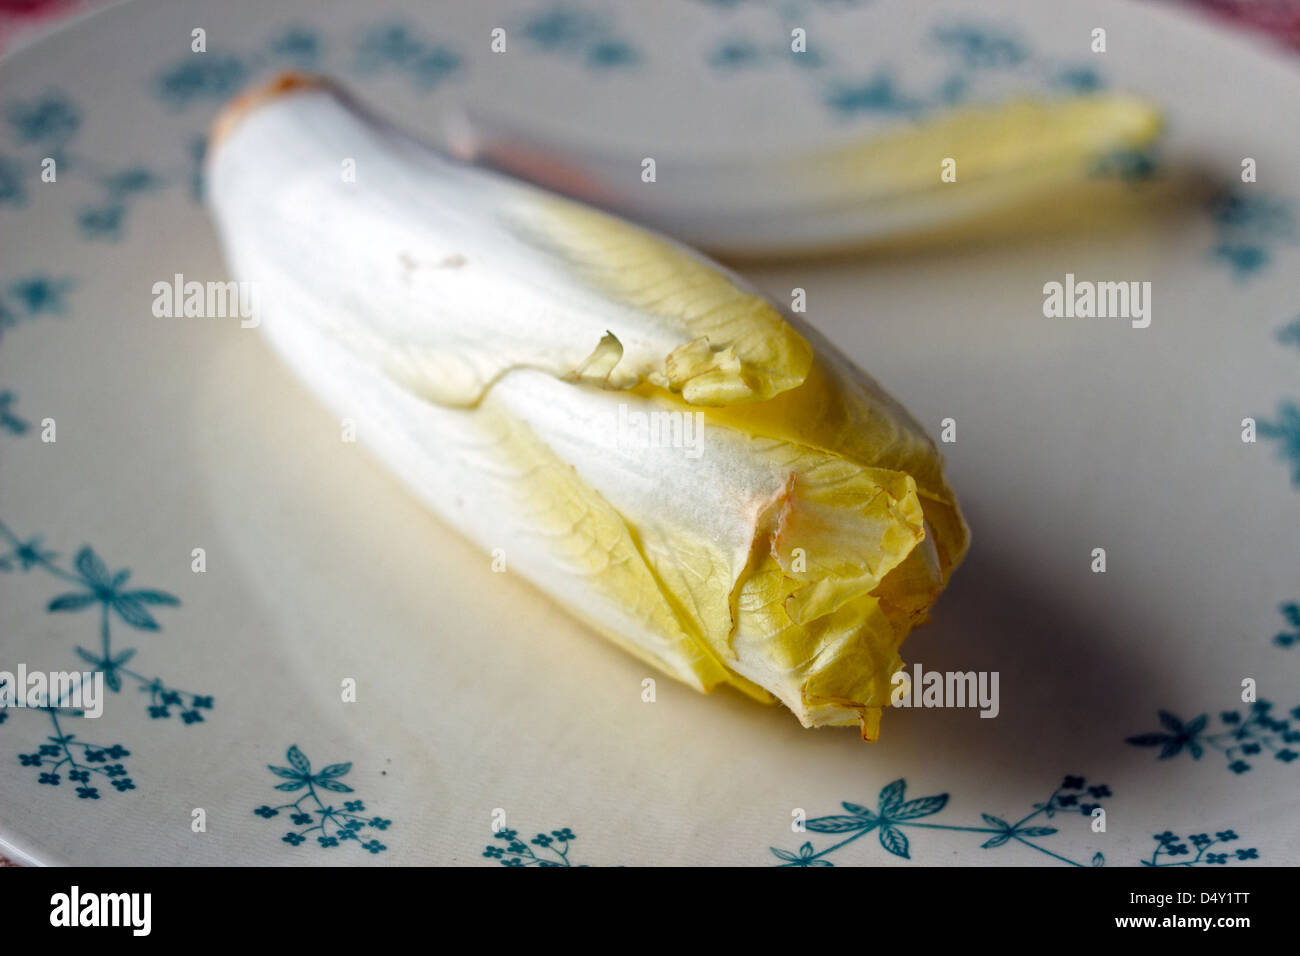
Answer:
[{"left": 1, "top": 0, "right": 1298, "bottom": 866}]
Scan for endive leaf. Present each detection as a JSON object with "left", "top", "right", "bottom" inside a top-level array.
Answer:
[{"left": 450, "top": 94, "right": 1164, "bottom": 256}]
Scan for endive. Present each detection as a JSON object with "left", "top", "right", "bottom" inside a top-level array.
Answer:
[
  {"left": 207, "top": 74, "right": 969, "bottom": 739},
  {"left": 447, "top": 95, "right": 1164, "bottom": 256}
]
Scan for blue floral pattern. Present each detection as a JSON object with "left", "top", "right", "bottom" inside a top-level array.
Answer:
[
  {"left": 1126, "top": 701, "right": 1300, "bottom": 773},
  {"left": 485, "top": 825, "right": 582, "bottom": 867},
  {"left": 1, "top": 520, "right": 209, "bottom": 797},
  {"left": 1274, "top": 602, "right": 1300, "bottom": 649},
  {"left": 0, "top": 521, "right": 209, "bottom": 721},
  {"left": 1144, "top": 830, "right": 1258, "bottom": 867},
  {"left": 771, "top": 775, "right": 1110, "bottom": 867},
  {"left": 254, "top": 746, "right": 391, "bottom": 853}
]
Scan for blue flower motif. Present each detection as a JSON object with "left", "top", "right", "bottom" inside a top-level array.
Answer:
[
  {"left": 68, "top": 769, "right": 89, "bottom": 783},
  {"left": 253, "top": 805, "right": 279, "bottom": 818},
  {"left": 932, "top": 24, "right": 1028, "bottom": 69},
  {"left": 1053, "top": 66, "right": 1103, "bottom": 93},
  {"left": 317, "top": 836, "right": 338, "bottom": 848},
  {"left": 1189, "top": 833, "right": 1212, "bottom": 848},
  {"left": 105, "top": 745, "right": 129, "bottom": 758},
  {"left": 75, "top": 786, "right": 100, "bottom": 800},
  {"left": 494, "top": 828, "right": 518, "bottom": 841},
  {"left": 147, "top": 704, "right": 169, "bottom": 719},
  {"left": 550, "top": 828, "right": 575, "bottom": 841},
  {"left": 9, "top": 275, "right": 74, "bottom": 315},
  {"left": 37, "top": 744, "right": 61, "bottom": 756},
  {"left": 709, "top": 38, "right": 760, "bottom": 70},
  {"left": 826, "top": 72, "right": 922, "bottom": 116},
  {"left": 361, "top": 840, "right": 386, "bottom": 854},
  {"left": 38, "top": 772, "right": 60, "bottom": 785},
  {"left": 18, "top": 753, "right": 41, "bottom": 766},
  {"left": 1235, "top": 848, "right": 1258, "bottom": 860},
  {"left": 154, "top": 56, "right": 248, "bottom": 110},
  {"left": 369, "top": 817, "right": 391, "bottom": 830},
  {"left": 6, "top": 93, "right": 80, "bottom": 143},
  {"left": 1166, "top": 843, "right": 1189, "bottom": 856},
  {"left": 268, "top": 27, "right": 321, "bottom": 65},
  {"left": 101, "top": 167, "right": 159, "bottom": 197},
  {"left": 410, "top": 48, "right": 461, "bottom": 89},
  {"left": 180, "top": 709, "right": 204, "bottom": 724},
  {"left": 771, "top": 841, "right": 833, "bottom": 867},
  {"left": 111, "top": 778, "right": 134, "bottom": 792},
  {"left": 356, "top": 22, "right": 423, "bottom": 69},
  {"left": 1086, "top": 785, "right": 1111, "bottom": 798},
  {"left": 46, "top": 546, "right": 179, "bottom": 630},
  {"left": 521, "top": 7, "right": 603, "bottom": 52},
  {"left": 290, "top": 812, "right": 312, "bottom": 825},
  {"left": 1205, "top": 853, "right": 1228, "bottom": 864},
  {"left": 531, "top": 833, "right": 553, "bottom": 847},
  {"left": 587, "top": 39, "right": 638, "bottom": 68},
  {"left": 191, "top": 696, "right": 214, "bottom": 709},
  {"left": 1260, "top": 402, "right": 1300, "bottom": 486},
  {"left": 282, "top": 832, "right": 304, "bottom": 846},
  {"left": 1228, "top": 760, "right": 1251, "bottom": 774},
  {"left": 0, "top": 154, "right": 25, "bottom": 207},
  {"left": 483, "top": 845, "right": 505, "bottom": 859},
  {"left": 1126, "top": 711, "right": 1207, "bottom": 759},
  {"left": 344, "top": 800, "right": 365, "bottom": 813},
  {"left": 1221, "top": 711, "right": 1241, "bottom": 724},
  {"left": 1276, "top": 749, "right": 1298, "bottom": 762},
  {"left": 1215, "top": 830, "right": 1238, "bottom": 842}
]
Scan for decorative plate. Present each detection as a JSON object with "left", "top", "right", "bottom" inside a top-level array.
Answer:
[{"left": 1, "top": 0, "right": 1297, "bottom": 866}]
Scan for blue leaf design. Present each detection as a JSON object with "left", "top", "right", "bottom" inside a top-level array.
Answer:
[
  {"left": 274, "top": 781, "right": 306, "bottom": 791},
  {"left": 47, "top": 593, "right": 96, "bottom": 612},
  {"left": 841, "top": 802, "right": 873, "bottom": 816},
  {"left": 1092, "top": 852, "right": 1105, "bottom": 867},
  {"left": 112, "top": 596, "right": 159, "bottom": 630},
  {"left": 877, "top": 778, "right": 906, "bottom": 815},
  {"left": 892, "top": 794, "right": 948, "bottom": 820},
  {"left": 981, "top": 833, "right": 1011, "bottom": 849},
  {"left": 1018, "top": 827, "right": 1058, "bottom": 837},
  {"left": 806, "top": 815, "right": 872, "bottom": 834},
  {"left": 878, "top": 825, "right": 909, "bottom": 859},
  {"left": 267, "top": 765, "right": 301, "bottom": 779},
  {"left": 318, "top": 762, "right": 352, "bottom": 778},
  {"left": 770, "top": 847, "right": 800, "bottom": 862},
  {"left": 286, "top": 745, "right": 310, "bottom": 774},
  {"left": 129, "top": 589, "right": 179, "bottom": 606},
  {"left": 74, "top": 547, "right": 109, "bottom": 586},
  {"left": 315, "top": 778, "right": 354, "bottom": 793},
  {"left": 1158, "top": 711, "right": 1185, "bottom": 733},
  {"left": 981, "top": 813, "right": 1009, "bottom": 830}
]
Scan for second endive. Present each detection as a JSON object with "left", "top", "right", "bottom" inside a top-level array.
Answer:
[{"left": 206, "top": 73, "right": 969, "bottom": 739}]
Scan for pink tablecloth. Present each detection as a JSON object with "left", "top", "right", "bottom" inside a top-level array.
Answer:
[{"left": 0, "top": 0, "right": 1297, "bottom": 867}]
